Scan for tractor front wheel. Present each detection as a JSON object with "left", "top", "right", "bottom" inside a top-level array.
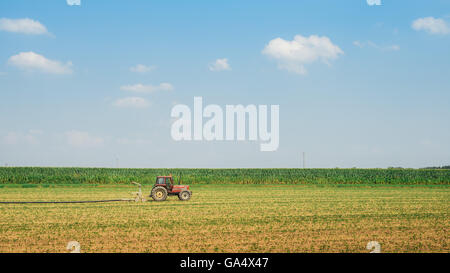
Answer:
[
  {"left": 178, "top": 191, "right": 191, "bottom": 201},
  {"left": 151, "top": 186, "right": 168, "bottom": 201}
]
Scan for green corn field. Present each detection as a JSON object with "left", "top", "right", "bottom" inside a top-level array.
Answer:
[{"left": 0, "top": 167, "right": 448, "bottom": 185}]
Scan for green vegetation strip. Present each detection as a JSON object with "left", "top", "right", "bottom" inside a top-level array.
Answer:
[{"left": 0, "top": 167, "right": 448, "bottom": 185}]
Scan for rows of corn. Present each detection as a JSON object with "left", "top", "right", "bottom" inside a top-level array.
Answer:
[{"left": 0, "top": 167, "right": 449, "bottom": 185}]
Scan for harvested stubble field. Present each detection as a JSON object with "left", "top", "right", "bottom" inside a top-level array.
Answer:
[{"left": 0, "top": 184, "right": 448, "bottom": 253}]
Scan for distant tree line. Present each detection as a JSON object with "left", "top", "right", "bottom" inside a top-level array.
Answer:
[{"left": 421, "top": 166, "right": 450, "bottom": 169}]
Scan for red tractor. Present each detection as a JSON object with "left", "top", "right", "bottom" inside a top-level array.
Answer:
[{"left": 150, "top": 175, "right": 192, "bottom": 201}]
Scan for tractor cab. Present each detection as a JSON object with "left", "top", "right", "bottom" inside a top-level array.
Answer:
[
  {"left": 155, "top": 176, "right": 173, "bottom": 190},
  {"left": 150, "top": 175, "right": 192, "bottom": 201}
]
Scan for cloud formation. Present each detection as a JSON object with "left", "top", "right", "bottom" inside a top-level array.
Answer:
[
  {"left": 367, "top": 0, "right": 381, "bottom": 6},
  {"left": 209, "top": 58, "right": 231, "bottom": 71},
  {"left": 113, "top": 97, "right": 150, "bottom": 108},
  {"left": 353, "top": 40, "right": 400, "bottom": 51},
  {"left": 0, "top": 18, "right": 48, "bottom": 35},
  {"left": 1, "top": 130, "right": 42, "bottom": 145},
  {"left": 120, "top": 83, "right": 174, "bottom": 93},
  {"left": 130, "top": 64, "right": 155, "bottom": 74},
  {"left": 8, "top": 52, "right": 73, "bottom": 74},
  {"left": 67, "top": 0, "right": 81, "bottom": 6},
  {"left": 412, "top": 17, "right": 450, "bottom": 35},
  {"left": 65, "top": 131, "right": 104, "bottom": 148},
  {"left": 262, "top": 34, "right": 343, "bottom": 75}
]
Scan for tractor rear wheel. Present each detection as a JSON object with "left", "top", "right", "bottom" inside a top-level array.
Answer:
[
  {"left": 151, "top": 186, "right": 168, "bottom": 201},
  {"left": 178, "top": 190, "right": 191, "bottom": 201}
]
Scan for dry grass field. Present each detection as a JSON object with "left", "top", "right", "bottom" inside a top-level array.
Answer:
[{"left": 0, "top": 184, "right": 448, "bottom": 253}]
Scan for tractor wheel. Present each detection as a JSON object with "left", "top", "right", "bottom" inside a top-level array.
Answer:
[
  {"left": 151, "top": 186, "right": 168, "bottom": 201},
  {"left": 178, "top": 190, "right": 191, "bottom": 201}
]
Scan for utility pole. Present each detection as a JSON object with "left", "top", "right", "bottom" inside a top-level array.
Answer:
[{"left": 302, "top": 152, "right": 306, "bottom": 169}]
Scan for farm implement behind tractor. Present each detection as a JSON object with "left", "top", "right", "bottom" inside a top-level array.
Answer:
[{"left": 0, "top": 175, "right": 192, "bottom": 204}]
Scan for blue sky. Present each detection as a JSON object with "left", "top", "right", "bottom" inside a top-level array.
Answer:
[{"left": 0, "top": 0, "right": 449, "bottom": 168}]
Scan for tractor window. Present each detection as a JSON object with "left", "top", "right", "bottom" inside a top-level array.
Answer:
[
  {"left": 165, "top": 177, "right": 172, "bottom": 186},
  {"left": 156, "top": 177, "right": 165, "bottom": 184}
]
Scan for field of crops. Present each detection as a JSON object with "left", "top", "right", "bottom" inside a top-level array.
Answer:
[
  {"left": 0, "top": 184, "right": 448, "bottom": 253},
  {"left": 0, "top": 167, "right": 449, "bottom": 185},
  {"left": 0, "top": 168, "right": 448, "bottom": 253}
]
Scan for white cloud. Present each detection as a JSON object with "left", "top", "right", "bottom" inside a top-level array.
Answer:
[
  {"left": 353, "top": 40, "right": 400, "bottom": 51},
  {"left": 0, "top": 18, "right": 48, "bottom": 35},
  {"left": 383, "top": 44, "right": 400, "bottom": 51},
  {"left": 113, "top": 97, "right": 150, "bottom": 108},
  {"left": 120, "top": 83, "right": 174, "bottom": 93},
  {"left": 367, "top": 0, "right": 381, "bottom": 6},
  {"left": 1, "top": 130, "right": 43, "bottom": 145},
  {"left": 67, "top": 0, "right": 81, "bottom": 6},
  {"left": 353, "top": 41, "right": 364, "bottom": 48},
  {"left": 28, "top": 129, "right": 43, "bottom": 135},
  {"left": 412, "top": 17, "right": 450, "bottom": 35},
  {"left": 262, "top": 34, "right": 343, "bottom": 75},
  {"left": 130, "top": 64, "right": 156, "bottom": 73},
  {"left": 209, "top": 58, "right": 231, "bottom": 71},
  {"left": 65, "top": 131, "right": 104, "bottom": 148},
  {"left": 8, "top": 52, "right": 73, "bottom": 74},
  {"left": 2, "top": 132, "right": 20, "bottom": 145}
]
